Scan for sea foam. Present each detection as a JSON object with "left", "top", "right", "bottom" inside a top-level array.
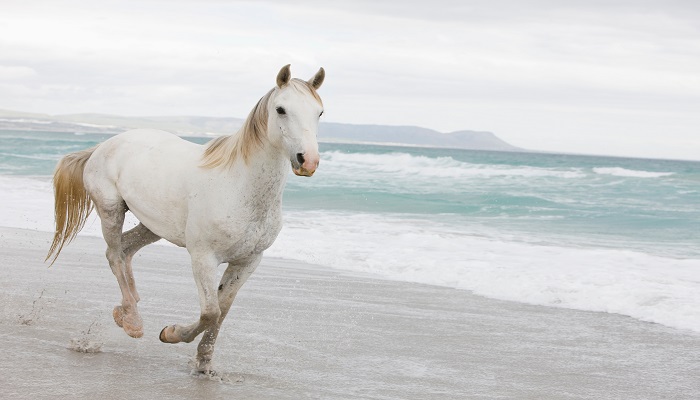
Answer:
[
  {"left": 267, "top": 211, "right": 700, "bottom": 333},
  {"left": 323, "top": 151, "right": 586, "bottom": 179},
  {"left": 593, "top": 167, "right": 674, "bottom": 178}
]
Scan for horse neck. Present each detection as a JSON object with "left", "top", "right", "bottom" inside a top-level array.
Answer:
[{"left": 235, "top": 140, "right": 289, "bottom": 203}]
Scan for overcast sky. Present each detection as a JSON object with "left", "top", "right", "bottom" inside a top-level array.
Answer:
[{"left": 1, "top": 0, "right": 699, "bottom": 160}]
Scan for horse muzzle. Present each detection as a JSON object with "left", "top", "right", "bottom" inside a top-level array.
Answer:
[
  {"left": 292, "top": 152, "right": 319, "bottom": 177},
  {"left": 293, "top": 166, "right": 316, "bottom": 177}
]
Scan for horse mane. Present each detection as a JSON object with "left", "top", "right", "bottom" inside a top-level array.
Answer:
[
  {"left": 201, "top": 79, "right": 322, "bottom": 169},
  {"left": 201, "top": 88, "right": 273, "bottom": 168}
]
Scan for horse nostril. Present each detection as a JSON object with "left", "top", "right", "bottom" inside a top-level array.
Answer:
[{"left": 296, "top": 153, "right": 305, "bottom": 165}]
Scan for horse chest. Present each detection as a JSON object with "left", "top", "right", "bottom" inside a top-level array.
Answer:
[{"left": 212, "top": 208, "right": 283, "bottom": 262}]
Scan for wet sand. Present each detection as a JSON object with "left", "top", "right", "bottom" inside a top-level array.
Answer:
[{"left": 1, "top": 227, "right": 698, "bottom": 399}]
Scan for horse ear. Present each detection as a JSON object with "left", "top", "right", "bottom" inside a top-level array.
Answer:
[
  {"left": 276, "top": 64, "right": 291, "bottom": 88},
  {"left": 308, "top": 67, "right": 325, "bottom": 89}
]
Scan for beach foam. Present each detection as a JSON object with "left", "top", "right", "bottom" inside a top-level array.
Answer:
[
  {"left": 268, "top": 211, "right": 700, "bottom": 333},
  {"left": 324, "top": 151, "right": 586, "bottom": 180},
  {"left": 592, "top": 167, "right": 674, "bottom": 178},
  {"left": 0, "top": 175, "right": 138, "bottom": 237}
]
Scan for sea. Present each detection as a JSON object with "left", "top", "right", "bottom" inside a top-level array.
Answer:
[{"left": 1, "top": 129, "right": 699, "bottom": 332}]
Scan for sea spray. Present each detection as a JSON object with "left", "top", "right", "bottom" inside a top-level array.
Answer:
[{"left": 69, "top": 318, "right": 104, "bottom": 353}]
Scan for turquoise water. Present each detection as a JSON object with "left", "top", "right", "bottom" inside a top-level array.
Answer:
[
  {"left": 3, "top": 129, "right": 697, "bottom": 258},
  {"left": 2, "top": 129, "right": 700, "bottom": 332}
]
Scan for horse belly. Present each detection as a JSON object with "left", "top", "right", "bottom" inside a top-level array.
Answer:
[
  {"left": 118, "top": 168, "right": 192, "bottom": 247},
  {"left": 126, "top": 203, "right": 187, "bottom": 246}
]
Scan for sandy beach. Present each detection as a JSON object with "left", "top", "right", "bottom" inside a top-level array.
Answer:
[{"left": 0, "top": 227, "right": 698, "bottom": 399}]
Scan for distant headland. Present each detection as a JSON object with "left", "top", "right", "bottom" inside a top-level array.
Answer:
[{"left": 0, "top": 109, "right": 521, "bottom": 152}]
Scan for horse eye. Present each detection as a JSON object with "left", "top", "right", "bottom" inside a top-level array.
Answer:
[
  {"left": 319, "top": 111, "right": 324, "bottom": 117},
  {"left": 276, "top": 107, "right": 286, "bottom": 115}
]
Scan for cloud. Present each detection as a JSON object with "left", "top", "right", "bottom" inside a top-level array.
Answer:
[
  {"left": 0, "top": 65, "right": 36, "bottom": 80},
  {"left": 0, "top": 0, "right": 698, "bottom": 159}
]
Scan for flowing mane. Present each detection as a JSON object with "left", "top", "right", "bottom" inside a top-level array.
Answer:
[
  {"left": 201, "top": 79, "right": 323, "bottom": 169},
  {"left": 200, "top": 88, "right": 273, "bottom": 169}
]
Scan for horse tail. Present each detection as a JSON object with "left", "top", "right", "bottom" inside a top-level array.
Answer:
[{"left": 46, "top": 146, "right": 98, "bottom": 265}]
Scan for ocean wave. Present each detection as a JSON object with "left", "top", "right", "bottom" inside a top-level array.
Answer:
[
  {"left": 268, "top": 211, "right": 700, "bottom": 333},
  {"left": 0, "top": 118, "right": 53, "bottom": 124},
  {"left": 74, "top": 122, "right": 117, "bottom": 129},
  {"left": 593, "top": 167, "right": 674, "bottom": 178},
  {"left": 322, "top": 151, "right": 585, "bottom": 179},
  {"left": 0, "top": 163, "right": 28, "bottom": 171},
  {"left": 0, "top": 152, "right": 61, "bottom": 161}
]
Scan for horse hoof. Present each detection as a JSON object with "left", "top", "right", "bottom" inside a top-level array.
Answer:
[
  {"left": 159, "top": 326, "right": 168, "bottom": 343},
  {"left": 196, "top": 368, "right": 215, "bottom": 377},
  {"left": 123, "top": 321, "right": 144, "bottom": 338},
  {"left": 125, "top": 326, "right": 144, "bottom": 338},
  {"left": 113, "top": 306, "right": 124, "bottom": 328},
  {"left": 195, "top": 357, "right": 213, "bottom": 375},
  {"left": 121, "top": 312, "right": 143, "bottom": 339},
  {"left": 160, "top": 325, "right": 179, "bottom": 343}
]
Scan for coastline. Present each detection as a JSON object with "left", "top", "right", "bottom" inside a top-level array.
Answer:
[{"left": 1, "top": 227, "right": 698, "bottom": 399}]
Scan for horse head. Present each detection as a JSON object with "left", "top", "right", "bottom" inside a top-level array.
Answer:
[{"left": 268, "top": 64, "right": 325, "bottom": 177}]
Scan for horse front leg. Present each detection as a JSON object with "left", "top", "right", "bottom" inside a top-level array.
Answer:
[
  {"left": 194, "top": 254, "right": 262, "bottom": 373},
  {"left": 159, "top": 252, "right": 221, "bottom": 345}
]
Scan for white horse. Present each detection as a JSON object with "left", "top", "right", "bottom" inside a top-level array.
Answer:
[{"left": 46, "top": 64, "right": 325, "bottom": 373}]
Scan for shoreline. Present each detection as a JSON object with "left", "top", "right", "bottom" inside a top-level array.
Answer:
[{"left": 1, "top": 227, "right": 699, "bottom": 399}]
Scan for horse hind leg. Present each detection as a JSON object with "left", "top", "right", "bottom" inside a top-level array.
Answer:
[
  {"left": 112, "top": 223, "right": 160, "bottom": 327},
  {"left": 121, "top": 223, "right": 160, "bottom": 302},
  {"left": 95, "top": 199, "right": 144, "bottom": 338}
]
